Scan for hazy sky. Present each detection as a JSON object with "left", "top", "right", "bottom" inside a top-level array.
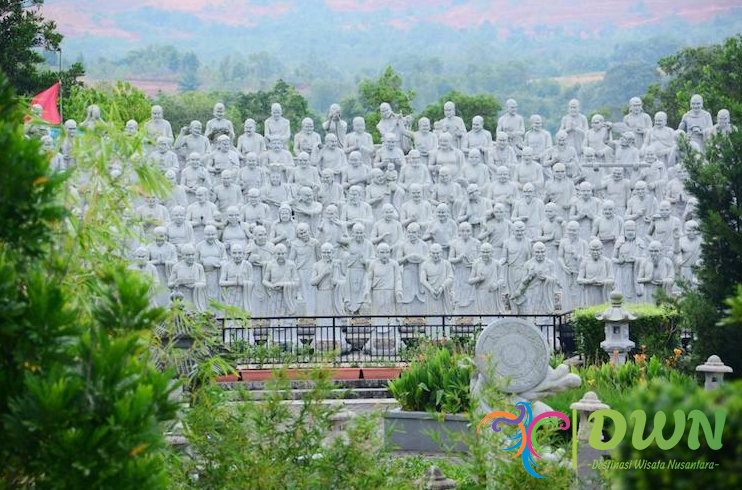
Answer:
[{"left": 45, "top": 0, "right": 742, "bottom": 40}]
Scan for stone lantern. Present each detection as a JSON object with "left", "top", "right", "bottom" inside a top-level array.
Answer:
[
  {"left": 597, "top": 291, "right": 636, "bottom": 365},
  {"left": 696, "top": 355, "right": 733, "bottom": 390},
  {"left": 570, "top": 391, "right": 610, "bottom": 441}
]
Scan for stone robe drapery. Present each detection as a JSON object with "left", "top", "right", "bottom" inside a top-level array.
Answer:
[
  {"left": 219, "top": 260, "right": 253, "bottom": 312},
  {"left": 469, "top": 258, "right": 505, "bottom": 314},
  {"left": 169, "top": 261, "right": 208, "bottom": 312}
]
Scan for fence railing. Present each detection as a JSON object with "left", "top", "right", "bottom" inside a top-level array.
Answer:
[{"left": 218, "top": 312, "right": 575, "bottom": 366}]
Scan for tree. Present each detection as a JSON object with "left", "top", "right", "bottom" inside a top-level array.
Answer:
[
  {"left": 235, "top": 79, "right": 315, "bottom": 138},
  {"left": 643, "top": 36, "right": 742, "bottom": 127},
  {"left": 64, "top": 81, "right": 152, "bottom": 126},
  {"left": 0, "top": 0, "right": 85, "bottom": 95},
  {"left": 0, "top": 70, "right": 178, "bottom": 488},
  {"left": 178, "top": 53, "right": 201, "bottom": 92},
  {"left": 418, "top": 91, "right": 502, "bottom": 135}
]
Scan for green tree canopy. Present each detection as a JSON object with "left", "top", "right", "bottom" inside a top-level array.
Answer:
[
  {"left": 65, "top": 81, "right": 152, "bottom": 126},
  {"left": 234, "top": 79, "right": 315, "bottom": 137},
  {"left": 643, "top": 35, "right": 742, "bottom": 127},
  {"left": 418, "top": 91, "right": 502, "bottom": 134},
  {"left": 0, "top": 0, "right": 84, "bottom": 96}
]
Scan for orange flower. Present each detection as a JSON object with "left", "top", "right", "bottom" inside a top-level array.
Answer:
[
  {"left": 674, "top": 348, "right": 682, "bottom": 358},
  {"left": 129, "top": 443, "right": 148, "bottom": 457}
]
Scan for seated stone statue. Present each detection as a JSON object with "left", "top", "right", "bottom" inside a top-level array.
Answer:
[
  {"left": 294, "top": 117, "right": 321, "bottom": 158},
  {"left": 398, "top": 149, "right": 432, "bottom": 196},
  {"left": 149, "top": 137, "right": 179, "bottom": 175},
  {"left": 678, "top": 94, "right": 713, "bottom": 150},
  {"left": 345, "top": 117, "right": 375, "bottom": 166},
  {"left": 511, "top": 183, "right": 545, "bottom": 239},
  {"left": 128, "top": 247, "right": 160, "bottom": 305},
  {"left": 206, "top": 135, "right": 240, "bottom": 176},
  {"left": 544, "top": 131, "right": 579, "bottom": 180},
  {"left": 524, "top": 115, "right": 552, "bottom": 164},
  {"left": 569, "top": 182, "right": 600, "bottom": 242},
  {"left": 264, "top": 103, "right": 291, "bottom": 148},
  {"left": 438, "top": 101, "right": 466, "bottom": 149},
  {"left": 705, "top": 109, "right": 737, "bottom": 141},
  {"left": 648, "top": 200, "right": 682, "bottom": 258},
  {"left": 175, "top": 120, "right": 210, "bottom": 161},
  {"left": 236, "top": 119, "right": 265, "bottom": 158},
  {"left": 497, "top": 99, "right": 525, "bottom": 151},
  {"left": 512, "top": 147, "right": 544, "bottom": 193}
]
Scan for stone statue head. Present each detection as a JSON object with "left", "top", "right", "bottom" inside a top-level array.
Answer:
[
  {"left": 204, "top": 225, "right": 217, "bottom": 243},
  {"left": 125, "top": 120, "right": 138, "bottom": 135},
  {"left": 629, "top": 97, "right": 643, "bottom": 115},
  {"left": 513, "top": 221, "right": 526, "bottom": 239},
  {"left": 496, "top": 166, "right": 510, "bottom": 183},
  {"left": 583, "top": 147, "right": 596, "bottom": 162},
  {"left": 247, "top": 188, "right": 260, "bottom": 203},
  {"left": 231, "top": 243, "right": 244, "bottom": 262},
  {"left": 278, "top": 204, "right": 292, "bottom": 222},
  {"left": 521, "top": 146, "right": 533, "bottom": 162},
  {"left": 611, "top": 167, "right": 624, "bottom": 181},
  {"left": 382, "top": 203, "right": 396, "bottom": 221},
  {"left": 226, "top": 206, "right": 240, "bottom": 226},
  {"left": 371, "top": 168, "right": 385, "bottom": 184},
  {"left": 410, "top": 183, "right": 423, "bottom": 201},
  {"left": 443, "top": 101, "right": 456, "bottom": 117},
  {"left": 377, "top": 242, "right": 391, "bottom": 262},
  {"left": 324, "top": 204, "right": 339, "bottom": 220},
  {"left": 545, "top": 202, "right": 558, "bottom": 219},
  {"left": 348, "top": 185, "right": 362, "bottom": 203},
  {"left": 495, "top": 131, "right": 508, "bottom": 147},
  {"left": 297, "top": 223, "right": 310, "bottom": 241},
  {"left": 686, "top": 220, "right": 699, "bottom": 238},
  {"left": 213, "top": 102, "right": 225, "bottom": 119},
  {"left": 182, "top": 243, "right": 197, "bottom": 265},
  {"left": 506, "top": 99, "right": 517, "bottom": 115},
  {"left": 269, "top": 171, "right": 282, "bottom": 186},
  {"left": 467, "top": 183, "right": 480, "bottom": 199},
  {"left": 471, "top": 115, "right": 484, "bottom": 131},
  {"left": 383, "top": 132, "right": 397, "bottom": 149},
  {"left": 648, "top": 240, "right": 662, "bottom": 261},
  {"left": 556, "top": 130, "right": 568, "bottom": 146},
  {"left": 568, "top": 99, "right": 580, "bottom": 115},
  {"left": 408, "top": 149, "right": 421, "bottom": 165},
  {"left": 406, "top": 222, "right": 420, "bottom": 240},
  {"left": 379, "top": 103, "right": 392, "bottom": 119},
  {"left": 620, "top": 131, "right": 635, "bottom": 146},
  {"left": 154, "top": 226, "right": 167, "bottom": 244},
  {"left": 151, "top": 105, "right": 163, "bottom": 121},
  {"left": 274, "top": 243, "right": 287, "bottom": 263},
  {"left": 353, "top": 117, "right": 366, "bottom": 132},
  {"left": 644, "top": 148, "right": 657, "bottom": 163},
  {"left": 156, "top": 136, "right": 170, "bottom": 153},
  {"left": 299, "top": 186, "right": 313, "bottom": 202},
  {"left": 86, "top": 104, "right": 102, "bottom": 121},
  {"left": 481, "top": 242, "right": 493, "bottom": 261},
  {"left": 602, "top": 200, "right": 615, "bottom": 218},
  {"left": 566, "top": 220, "right": 579, "bottom": 238},
  {"left": 145, "top": 194, "right": 158, "bottom": 207},
  {"left": 589, "top": 239, "right": 603, "bottom": 259},
  {"left": 459, "top": 221, "right": 472, "bottom": 239},
  {"left": 591, "top": 114, "right": 604, "bottom": 129},
  {"left": 135, "top": 247, "right": 149, "bottom": 265},
  {"left": 188, "top": 120, "right": 202, "bottom": 136},
  {"left": 717, "top": 109, "right": 730, "bottom": 126},
  {"left": 493, "top": 203, "right": 506, "bottom": 220},
  {"left": 64, "top": 119, "right": 77, "bottom": 135},
  {"left": 522, "top": 182, "right": 535, "bottom": 199},
  {"left": 244, "top": 118, "right": 256, "bottom": 134},
  {"left": 553, "top": 162, "right": 566, "bottom": 179},
  {"left": 436, "top": 203, "right": 449, "bottom": 221},
  {"left": 352, "top": 222, "right": 365, "bottom": 241},
  {"left": 530, "top": 114, "right": 543, "bottom": 130},
  {"left": 196, "top": 187, "right": 209, "bottom": 204},
  {"left": 468, "top": 148, "right": 482, "bottom": 165},
  {"left": 294, "top": 151, "right": 308, "bottom": 167},
  {"left": 171, "top": 206, "right": 185, "bottom": 225},
  {"left": 222, "top": 169, "right": 235, "bottom": 186},
  {"left": 690, "top": 94, "right": 703, "bottom": 113},
  {"left": 254, "top": 225, "right": 268, "bottom": 245},
  {"left": 578, "top": 181, "right": 593, "bottom": 198},
  {"left": 659, "top": 200, "right": 671, "bottom": 218},
  {"left": 328, "top": 103, "right": 341, "bottom": 118},
  {"left": 271, "top": 103, "right": 283, "bottom": 118},
  {"left": 654, "top": 112, "right": 667, "bottom": 128},
  {"left": 439, "top": 166, "right": 452, "bottom": 183},
  {"left": 41, "top": 135, "right": 54, "bottom": 152},
  {"left": 302, "top": 117, "right": 314, "bottom": 133},
  {"left": 418, "top": 117, "right": 431, "bottom": 132},
  {"left": 325, "top": 133, "right": 339, "bottom": 148},
  {"left": 430, "top": 243, "right": 443, "bottom": 262},
  {"left": 216, "top": 134, "right": 230, "bottom": 151},
  {"left": 321, "top": 242, "right": 334, "bottom": 261},
  {"left": 533, "top": 241, "right": 546, "bottom": 261},
  {"left": 624, "top": 220, "right": 636, "bottom": 240},
  {"left": 634, "top": 180, "right": 647, "bottom": 197},
  {"left": 439, "top": 132, "right": 453, "bottom": 150},
  {"left": 320, "top": 168, "right": 334, "bottom": 184}
]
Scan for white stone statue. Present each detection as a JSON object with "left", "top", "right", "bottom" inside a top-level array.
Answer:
[
  {"left": 322, "top": 103, "right": 347, "bottom": 148},
  {"left": 577, "top": 239, "right": 614, "bottom": 307},
  {"left": 569, "top": 182, "right": 600, "bottom": 242},
  {"left": 430, "top": 132, "right": 465, "bottom": 179},
  {"left": 364, "top": 242, "right": 403, "bottom": 320},
  {"left": 245, "top": 226, "right": 275, "bottom": 317},
  {"left": 449, "top": 222, "right": 481, "bottom": 314},
  {"left": 264, "top": 103, "right": 291, "bottom": 148},
  {"left": 149, "top": 137, "right": 179, "bottom": 175},
  {"left": 128, "top": 247, "right": 160, "bottom": 305},
  {"left": 269, "top": 203, "right": 296, "bottom": 248},
  {"left": 310, "top": 242, "right": 351, "bottom": 352},
  {"left": 524, "top": 114, "right": 552, "bottom": 164},
  {"left": 145, "top": 105, "right": 174, "bottom": 142},
  {"left": 513, "top": 242, "right": 560, "bottom": 314},
  {"left": 420, "top": 243, "right": 454, "bottom": 315},
  {"left": 706, "top": 109, "right": 737, "bottom": 141},
  {"left": 294, "top": 117, "right": 321, "bottom": 157},
  {"left": 371, "top": 203, "right": 404, "bottom": 248},
  {"left": 400, "top": 184, "right": 433, "bottom": 230},
  {"left": 462, "top": 115, "right": 492, "bottom": 161},
  {"left": 239, "top": 152, "right": 268, "bottom": 197},
  {"left": 219, "top": 243, "right": 253, "bottom": 313},
  {"left": 291, "top": 152, "right": 321, "bottom": 194},
  {"left": 407, "top": 117, "right": 438, "bottom": 166},
  {"left": 423, "top": 203, "right": 459, "bottom": 254},
  {"left": 206, "top": 135, "right": 240, "bottom": 176},
  {"left": 181, "top": 152, "right": 211, "bottom": 202},
  {"left": 513, "top": 147, "right": 544, "bottom": 193},
  {"left": 236, "top": 119, "right": 266, "bottom": 158},
  {"left": 147, "top": 226, "right": 178, "bottom": 305},
  {"left": 535, "top": 202, "right": 563, "bottom": 264},
  {"left": 612, "top": 220, "right": 645, "bottom": 303},
  {"left": 678, "top": 94, "right": 713, "bottom": 150},
  {"left": 478, "top": 202, "right": 511, "bottom": 258},
  {"left": 637, "top": 240, "right": 675, "bottom": 301},
  {"left": 80, "top": 104, "right": 106, "bottom": 131},
  {"left": 205, "top": 102, "right": 235, "bottom": 142},
  {"left": 591, "top": 200, "right": 624, "bottom": 257},
  {"left": 221, "top": 206, "right": 250, "bottom": 253},
  {"left": 395, "top": 222, "right": 429, "bottom": 315},
  {"left": 260, "top": 171, "right": 292, "bottom": 221},
  {"left": 241, "top": 188, "right": 271, "bottom": 233},
  {"left": 544, "top": 130, "right": 579, "bottom": 181},
  {"left": 648, "top": 200, "right": 682, "bottom": 257},
  {"left": 168, "top": 243, "right": 208, "bottom": 312},
  {"left": 468, "top": 242, "right": 505, "bottom": 314},
  {"left": 429, "top": 167, "right": 463, "bottom": 215},
  {"left": 195, "top": 225, "right": 225, "bottom": 303},
  {"left": 376, "top": 103, "right": 403, "bottom": 148},
  {"left": 317, "top": 168, "right": 344, "bottom": 209},
  {"left": 187, "top": 187, "right": 220, "bottom": 242},
  {"left": 558, "top": 221, "right": 588, "bottom": 310},
  {"left": 625, "top": 180, "right": 658, "bottom": 239},
  {"left": 511, "top": 182, "right": 545, "bottom": 239},
  {"left": 289, "top": 223, "right": 320, "bottom": 315},
  {"left": 545, "top": 163, "right": 575, "bottom": 222},
  {"left": 317, "top": 204, "right": 350, "bottom": 251},
  {"left": 459, "top": 147, "right": 490, "bottom": 189},
  {"left": 262, "top": 243, "right": 300, "bottom": 318},
  {"left": 623, "top": 97, "right": 652, "bottom": 148},
  {"left": 213, "top": 169, "right": 243, "bottom": 214},
  {"left": 166, "top": 206, "right": 194, "bottom": 253},
  {"left": 438, "top": 101, "right": 466, "bottom": 149},
  {"left": 175, "top": 120, "right": 210, "bottom": 161},
  {"left": 501, "top": 221, "right": 531, "bottom": 306},
  {"left": 559, "top": 99, "right": 588, "bottom": 156},
  {"left": 342, "top": 223, "right": 374, "bottom": 315},
  {"left": 498, "top": 99, "right": 525, "bottom": 150},
  {"left": 583, "top": 114, "right": 613, "bottom": 163},
  {"left": 643, "top": 111, "right": 677, "bottom": 165},
  {"left": 398, "top": 150, "right": 432, "bottom": 196},
  {"left": 315, "top": 133, "right": 347, "bottom": 181},
  {"left": 490, "top": 131, "right": 516, "bottom": 174},
  {"left": 676, "top": 220, "right": 701, "bottom": 288},
  {"left": 345, "top": 117, "right": 375, "bottom": 166}
]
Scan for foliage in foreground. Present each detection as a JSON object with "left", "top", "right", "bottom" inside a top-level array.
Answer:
[{"left": 0, "top": 70, "right": 179, "bottom": 488}]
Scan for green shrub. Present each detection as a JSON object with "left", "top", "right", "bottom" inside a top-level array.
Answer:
[
  {"left": 573, "top": 303, "right": 680, "bottom": 364},
  {"left": 388, "top": 347, "right": 472, "bottom": 413},
  {"left": 613, "top": 378, "right": 742, "bottom": 489}
]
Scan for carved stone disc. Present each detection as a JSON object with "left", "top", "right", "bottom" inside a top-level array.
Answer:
[{"left": 474, "top": 318, "right": 550, "bottom": 393}]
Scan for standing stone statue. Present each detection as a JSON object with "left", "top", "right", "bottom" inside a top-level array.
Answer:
[
  {"left": 195, "top": 225, "right": 225, "bottom": 303},
  {"left": 637, "top": 240, "right": 675, "bottom": 302},
  {"left": 429, "top": 167, "right": 463, "bottom": 215},
  {"left": 623, "top": 97, "right": 652, "bottom": 148},
  {"left": 438, "top": 101, "right": 466, "bottom": 149},
  {"left": 625, "top": 181, "right": 658, "bottom": 239},
  {"left": 511, "top": 183, "right": 545, "bottom": 239},
  {"left": 262, "top": 244, "right": 300, "bottom": 319},
  {"left": 128, "top": 247, "right": 160, "bottom": 304},
  {"left": 458, "top": 183, "right": 491, "bottom": 236},
  {"left": 288, "top": 223, "right": 320, "bottom": 315},
  {"left": 468, "top": 243, "right": 506, "bottom": 314},
  {"left": 310, "top": 243, "right": 351, "bottom": 351},
  {"left": 315, "top": 133, "right": 347, "bottom": 181},
  {"left": 205, "top": 102, "right": 235, "bottom": 143},
  {"left": 583, "top": 114, "right": 613, "bottom": 163},
  {"left": 342, "top": 223, "right": 374, "bottom": 315},
  {"left": 345, "top": 117, "right": 375, "bottom": 166},
  {"left": 420, "top": 244, "right": 454, "bottom": 316},
  {"left": 559, "top": 99, "right": 588, "bottom": 156},
  {"left": 264, "top": 103, "right": 291, "bottom": 148},
  {"left": 490, "top": 131, "right": 517, "bottom": 174},
  {"left": 423, "top": 203, "right": 459, "bottom": 255},
  {"left": 213, "top": 169, "right": 243, "bottom": 214},
  {"left": 558, "top": 221, "right": 588, "bottom": 311},
  {"left": 168, "top": 243, "right": 208, "bottom": 312},
  {"left": 569, "top": 182, "right": 600, "bottom": 242},
  {"left": 497, "top": 99, "right": 525, "bottom": 150},
  {"left": 364, "top": 243, "right": 403, "bottom": 321},
  {"left": 449, "top": 222, "right": 481, "bottom": 314},
  {"left": 149, "top": 137, "right": 179, "bottom": 175},
  {"left": 398, "top": 150, "right": 432, "bottom": 196},
  {"left": 513, "top": 147, "right": 544, "bottom": 193},
  {"left": 676, "top": 220, "right": 701, "bottom": 288},
  {"left": 145, "top": 105, "right": 174, "bottom": 142},
  {"left": 322, "top": 103, "right": 347, "bottom": 148},
  {"left": 524, "top": 115, "right": 552, "bottom": 164},
  {"left": 237, "top": 119, "right": 266, "bottom": 158},
  {"left": 241, "top": 189, "right": 271, "bottom": 233},
  {"left": 612, "top": 220, "right": 645, "bottom": 303},
  {"left": 245, "top": 226, "right": 275, "bottom": 317},
  {"left": 147, "top": 226, "right": 178, "bottom": 305},
  {"left": 181, "top": 153, "right": 212, "bottom": 202},
  {"left": 371, "top": 203, "right": 404, "bottom": 248},
  {"left": 221, "top": 206, "right": 250, "bottom": 254},
  {"left": 294, "top": 117, "right": 322, "bottom": 158},
  {"left": 544, "top": 131, "right": 579, "bottom": 180},
  {"left": 219, "top": 244, "right": 253, "bottom": 313},
  {"left": 706, "top": 109, "right": 737, "bottom": 141},
  {"left": 513, "top": 242, "right": 560, "bottom": 314},
  {"left": 408, "top": 117, "right": 438, "bottom": 167},
  {"left": 577, "top": 239, "right": 614, "bottom": 307},
  {"left": 460, "top": 148, "right": 490, "bottom": 188},
  {"left": 462, "top": 115, "right": 492, "bottom": 161},
  {"left": 487, "top": 166, "right": 518, "bottom": 217},
  {"left": 166, "top": 206, "right": 194, "bottom": 254},
  {"left": 80, "top": 104, "right": 106, "bottom": 131},
  {"left": 291, "top": 153, "right": 321, "bottom": 194},
  {"left": 377, "top": 103, "right": 404, "bottom": 148},
  {"left": 535, "top": 202, "right": 563, "bottom": 263},
  {"left": 186, "top": 187, "right": 220, "bottom": 243},
  {"left": 317, "top": 204, "right": 350, "bottom": 252},
  {"left": 395, "top": 222, "right": 429, "bottom": 315},
  {"left": 678, "top": 94, "right": 713, "bottom": 150},
  {"left": 648, "top": 200, "right": 682, "bottom": 258},
  {"left": 501, "top": 221, "right": 532, "bottom": 306},
  {"left": 478, "top": 203, "right": 511, "bottom": 258}
]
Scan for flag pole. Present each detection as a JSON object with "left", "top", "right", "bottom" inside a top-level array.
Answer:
[{"left": 58, "top": 47, "right": 63, "bottom": 122}]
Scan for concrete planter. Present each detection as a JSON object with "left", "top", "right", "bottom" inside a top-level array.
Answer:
[{"left": 384, "top": 409, "right": 469, "bottom": 453}]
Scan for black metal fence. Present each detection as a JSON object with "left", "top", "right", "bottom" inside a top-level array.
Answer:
[{"left": 219, "top": 312, "right": 575, "bottom": 366}]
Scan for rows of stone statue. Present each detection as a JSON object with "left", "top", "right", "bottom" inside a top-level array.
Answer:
[{"left": 39, "top": 94, "right": 734, "bottom": 319}]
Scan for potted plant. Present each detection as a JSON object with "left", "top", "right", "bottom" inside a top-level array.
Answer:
[{"left": 385, "top": 347, "right": 472, "bottom": 452}]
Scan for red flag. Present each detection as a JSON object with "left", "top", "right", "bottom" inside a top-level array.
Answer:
[{"left": 30, "top": 81, "right": 61, "bottom": 125}]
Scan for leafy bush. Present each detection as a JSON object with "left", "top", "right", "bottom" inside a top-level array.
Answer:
[
  {"left": 388, "top": 347, "right": 472, "bottom": 413},
  {"left": 572, "top": 303, "right": 680, "bottom": 364},
  {"left": 613, "top": 378, "right": 742, "bottom": 489},
  {"left": 65, "top": 80, "right": 152, "bottom": 126}
]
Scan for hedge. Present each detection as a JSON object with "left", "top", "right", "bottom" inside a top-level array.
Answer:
[{"left": 573, "top": 303, "right": 680, "bottom": 364}]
